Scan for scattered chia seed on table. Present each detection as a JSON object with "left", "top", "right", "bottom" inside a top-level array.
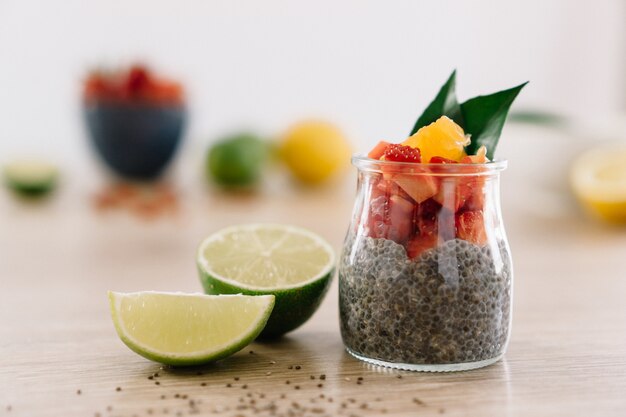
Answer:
[{"left": 340, "top": 236, "right": 512, "bottom": 365}]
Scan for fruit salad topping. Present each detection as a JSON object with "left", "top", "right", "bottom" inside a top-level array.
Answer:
[
  {"left": 363, "top": 72, "right": 526, "bottom": 257},
  {"left": 83, "top": 64, "right": 184, "bottom": 105}
]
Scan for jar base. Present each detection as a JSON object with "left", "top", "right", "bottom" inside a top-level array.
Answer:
[{"left": 346, "top": 348, "right": 504, "bottom": 372}]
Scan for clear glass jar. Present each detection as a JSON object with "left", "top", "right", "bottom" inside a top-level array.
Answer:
[{"left": 339, "top": 155, "right": 513, "bottom": 372}]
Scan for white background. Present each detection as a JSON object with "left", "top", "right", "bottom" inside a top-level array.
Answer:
[{"left": 0, "top": 0, "right": 624, "bottom": 166}]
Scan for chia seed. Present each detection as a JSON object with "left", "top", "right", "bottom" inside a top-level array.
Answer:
[{"left": 339, "top": 236, "right": 512, "bottom": 365}]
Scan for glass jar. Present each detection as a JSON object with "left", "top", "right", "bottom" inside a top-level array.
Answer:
[{"left": 339, "top": 155, "right": 513, "bottom": 372}]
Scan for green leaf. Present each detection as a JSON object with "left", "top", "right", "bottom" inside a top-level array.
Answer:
[
  {"left": 461, "top": 81, "right": 528, "bottom": 159},
  {"left": 410, "top": 70, "right": 464, "bottom": 136}
]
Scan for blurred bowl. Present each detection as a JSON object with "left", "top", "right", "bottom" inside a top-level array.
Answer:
[{"left": 85, "top": 102, "right": 186, "bottom": 180}]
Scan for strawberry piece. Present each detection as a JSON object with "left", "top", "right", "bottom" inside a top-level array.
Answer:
[
  {"left": 462, "top": 189, "right": 485, "bottom": 211},
  {"left": 433, "top": 176, "right": 475, "bottom": 212},
  {"left": 430, "top": 155, "right": 487, "bottom": 212},
  {"left": 125, "top": 65, "right": 151, "bottom": 97},
  {"left": 367, "top": 195, "right": 389, "bottom": 239},
  {"left": 383, "top": 144, "right": 421, "bottom": 163},
  {"left": 429, "top": 156, "right": 458, "bottom": 164},
  {"left": 367, "top": 141, "right": 391, "bottom": 160},
  {"left": 406, "top": 199, "right": 441, "bottom": 258},
  {"left": 407, "top": 234, "right": 438, "bottom": 259},
  {"left": 456, "top": 210, "right": 487, "bottom": 245},
  {"left": 83, "top": 73, "right": 111, "bottom": 102},
  {"left": 387, "top": 195, "right": 415, "bottom": 244}
]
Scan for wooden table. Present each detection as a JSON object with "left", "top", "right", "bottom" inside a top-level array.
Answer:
[{"left": 1, "top": 166, "right": 626, "bottom": 417}]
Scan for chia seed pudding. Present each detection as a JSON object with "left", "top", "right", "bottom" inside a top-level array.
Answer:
[
  {"left": 338, "top": 75, "right": 523, "bottom": 370},
  {"left": 339, "top": 235, "right": 512, "bottom": 366}
]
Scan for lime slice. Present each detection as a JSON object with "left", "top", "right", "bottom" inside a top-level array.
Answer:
[
  {"left": 108, "top": 291, "right": 275, "bottom": 366},
  {"left": 3, "top": 159, "right": 58, "bottom": 196},
  {"left": 570, "top": 145, "right": 626, "bottom": 224},
  {"left": 197, "top": 224, "right": 335, "bottom": 338}
]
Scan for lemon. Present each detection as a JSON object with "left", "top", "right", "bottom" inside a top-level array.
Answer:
[
  {"left": 109, "top": 291, "right": 275, "bottom": 366},
  {"left": 197, "top": 223, "right": 335, "bottom": 338},
  {"left": 402, "top": 116, "right": 469, "bottom": 162},
  {"left": 570, "top": 145, "right": 626, "bottom": 224},
  {"left": 279, "top": 120, "right": 351, "bottom": 184}
]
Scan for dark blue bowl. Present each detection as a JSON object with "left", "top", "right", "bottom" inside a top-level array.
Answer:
[{"left": 85, "top": 103, "right": 186, "bottom": 180}]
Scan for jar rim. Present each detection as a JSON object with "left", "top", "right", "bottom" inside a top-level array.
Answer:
[{"left": 352, "top": 153, "right": 507, "bottom": 176}]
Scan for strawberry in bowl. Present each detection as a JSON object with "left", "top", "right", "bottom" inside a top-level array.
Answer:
[{"left": 83, "top": 65, "right": 186, "bottom": 180}]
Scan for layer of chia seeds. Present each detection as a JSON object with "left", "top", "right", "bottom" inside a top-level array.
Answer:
[{"left": 339, "top": 236, "right": 512, "bottom": 365}]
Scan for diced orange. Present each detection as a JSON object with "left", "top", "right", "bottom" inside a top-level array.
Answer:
[{"left": 402, "top": 116, "right": 469, "bottom": 162}]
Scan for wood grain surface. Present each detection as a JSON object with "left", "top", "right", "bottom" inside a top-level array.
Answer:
[{"left": 1, "top": 170, "right": 626, "bottom": 417}]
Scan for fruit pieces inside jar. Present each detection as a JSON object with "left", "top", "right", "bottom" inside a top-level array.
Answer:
[
  {"left": 83, "top": 65, "right": 184, "bottom": 105},
  {"left": 366, "top": 116, "right": 489, "bottom": 258}
]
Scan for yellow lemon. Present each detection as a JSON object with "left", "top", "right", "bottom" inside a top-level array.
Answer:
[
  {"left": 279, "top": 120, "right": 351, "bottom": 184},
  {"left": 402, "top": 116, "right": 469, "bottom": 162},
  {"left": 570, "top": 145, "right": 626, "bottom": 224}
]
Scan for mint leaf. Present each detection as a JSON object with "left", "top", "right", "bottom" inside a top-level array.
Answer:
[
  {"left": 410, "top": 70, "right": 464, "bottom": 136},
  {"left": 461, "top": 82, "right": 528, "bottom": 159}
]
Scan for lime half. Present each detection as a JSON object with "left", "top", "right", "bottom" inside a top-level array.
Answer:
[
  {"left": 109, "top": 291, "right": 275, "bottom": 366},
  {"left": 197, "top": 224, "right": 335, "bottom": 338},
  {"left": 3, "top": 159, "right": 58, "bottom": 196}
]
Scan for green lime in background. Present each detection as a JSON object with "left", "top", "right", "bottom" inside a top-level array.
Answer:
[
  {"left": 3, "top": 159, "right": 59, "bottom": 197},
  {"left": 206, "top": 133, "right": 268, "bottom": 188}
]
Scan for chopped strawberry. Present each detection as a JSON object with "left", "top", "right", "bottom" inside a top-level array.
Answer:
[
  {"left": 125, "top": 65, "right": 151, "bottom": 97},
  {"left": 367, "top": 141, "right": 391, "bottom": 160},
  {"left": 387, "top": 195, "right": 415, "bottom": 244},
  {"left": 433, "top": 176, "right": 474, "bottom": 212},
  {"left": 430, "top": 154, "right": 486, "bottom": 212},
  {"left": 429, "top": 156, "right": 458, "bottom": 164},
  {"left": 407, "top": 199, "right": 440, "bottom": 258},
  {"left": 462, "top": 189, "right": 485, "bottom": 211},
  {"left": 456, "top": 210, "right": 487, "bottom": 245},
  {"left": 367, "top": 195, "right": 389, "bottom": 239},
  {"left": 83, "top": 73, "right": 111, "bottom": 102},
  {"left": 407, "top": 233, "right": 438, "bottom": 259},
  {"left": 383, "top": 144, "right": 421, "bottom": 163}
]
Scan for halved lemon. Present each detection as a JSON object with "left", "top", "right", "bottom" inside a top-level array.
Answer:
[{"left": 570, "top": 145, "right": 626, "bottom": 224}]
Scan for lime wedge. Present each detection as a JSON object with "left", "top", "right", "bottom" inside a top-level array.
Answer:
[
  {"left": 3, "top": 159, "right": 58, "bottom": 197},
  {"left": 197, "top": 224, "right": 335, "bottom": 338},
  {"left": 108, "top": 291, "right": 275, "bottom": 366}
]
